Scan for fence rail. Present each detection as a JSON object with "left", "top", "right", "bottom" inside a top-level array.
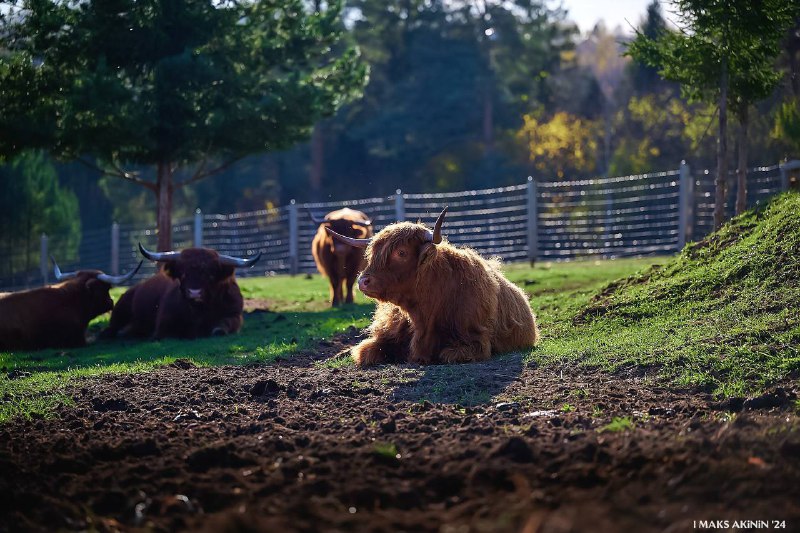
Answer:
[{"left": 1, "top": 160, "right": 797, "bottom": 292}]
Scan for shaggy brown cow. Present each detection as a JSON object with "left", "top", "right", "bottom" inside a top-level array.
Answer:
[
  {"left": 326, "top": 208, "right": 539, "bottom": 365},
  {"left": 102, "top": 244, "right": 260, "bottom": 340},
  {"left": 310, "top": 207, "right": 373, "bottom": 306},
  {"left": 0, "top": 259, "right": 141, "bottom": 351}
]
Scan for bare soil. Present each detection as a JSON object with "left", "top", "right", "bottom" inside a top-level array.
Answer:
[{"left": 1, "top": 332, "right": 798, "bottom": 532}]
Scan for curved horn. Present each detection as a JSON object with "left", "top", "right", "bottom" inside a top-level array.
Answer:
[
  {"left": 96, "top": 260, "right": 143, "bottom": 285},
  {"left": 325, "top": 226, "right": 372, "bottom": 248},
  {"left": 139, "top": 242, "right": 181, "bottom": 262},
  {"left": 351, "top": 218, "right": 372, "bottom": 228},
  {"left": 307, "top": 209, "right": 328, "bottom": 224},
  {"left": 218, "top": 251, "right": 262, "bottom": 268},
  {"left": 51, "top": 256, "right": 77, "bottom": 281},
  {"left": 425, "top": 206, "right": 448, "bottom": 244}
]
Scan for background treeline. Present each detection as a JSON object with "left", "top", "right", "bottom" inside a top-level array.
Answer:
[{"left": 2, "top": 0, "right": 799, "bottom": 253}]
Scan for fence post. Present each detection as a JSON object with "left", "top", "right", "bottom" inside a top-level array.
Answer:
[
  {"left": 678, "top": 160, "right": 693, "bottom": 250},
  {"left": 111, "top": 222, "right": 120, "bottom": 275},
  {"left": 526, "top": 177, "right": 538, "bottom": 265},
  {"left": 289, "top": 200, "right": 298, "bottom": 275},
  {"left": 193, "top": 208, "right": 203, "bottom": 248},
  {"left": 40, "top": 233, "right": 48, "bottom": 285},
  {"left": 395, "top": 189, "right": 405, "bottom": 222},
  {"left": 780, "top": 159, "right": 800, "bottom": 191}
]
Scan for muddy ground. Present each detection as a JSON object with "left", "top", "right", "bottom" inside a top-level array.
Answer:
[{"left": 1, "top": 331, "right": 799, "bottom": 533}]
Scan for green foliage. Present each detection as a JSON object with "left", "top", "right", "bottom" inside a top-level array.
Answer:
[
  {"left": 0, "top": 0, "right": 366, "bottom": 165},
  {"left": 774, "top": 99, "right": 800, "bottom": 151},
  {"left": 627, "top": 1, "right": 671, "bottom": 95},
  {"left": 0, "top": 151, "right": 80, "bottom": 279},
  {"left": 0, "top": 0, "right": 367, "bottom": 247},
  {"left": 627, "top": 0, "right": 798, "bottom": 108}
]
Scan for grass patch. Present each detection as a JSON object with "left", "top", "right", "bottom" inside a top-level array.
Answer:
[
  {"left": 599, "top": 416, "right": 635, "bottom": 433},
  {"left": 373, "top": 442, "right": 400, "bottom": 459},
  {"left": 529, "top": 192, "right": 800, "bottom": 398}
]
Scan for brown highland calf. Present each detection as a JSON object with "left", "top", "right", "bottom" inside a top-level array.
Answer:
[
  {"left": 0, "top": 259, "right": 141, "bottom": 351},
  {"left": 310, "top": 207, "right": 373, "bottom": 306},
  {"left": 102, "top": 245, "right": 260, "bottom": 340},
  {"left": 326, "top": 208, "right": 539, "bottom": 365}
]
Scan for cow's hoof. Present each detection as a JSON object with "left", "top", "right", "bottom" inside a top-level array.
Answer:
[{"left": 211, "top": 327, "right": 228, "bottom": 337}]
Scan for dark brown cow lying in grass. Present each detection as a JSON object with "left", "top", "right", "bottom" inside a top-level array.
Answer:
[
  {"left": 310, "top": 207, "right": 373, "bottom": 306},
  {"left": 102, "top": 245, "right": 260, "bottom": 340},
  {"left": 326, "top": 208, "right": 539, "bottom": 365},
  {"left": 0, "top": 259, "right": 141, "bottom": 351}
]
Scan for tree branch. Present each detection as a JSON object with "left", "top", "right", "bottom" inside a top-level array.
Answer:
[
  {"left": 174, "top": 156, "right": 246, "bottom": 189},
  {"left": 76, "top": 157, "right": 157, "bottom": 191}
]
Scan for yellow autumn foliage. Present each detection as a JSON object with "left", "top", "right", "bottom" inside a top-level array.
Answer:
[{"left": 517, "top": 111, "right": 599, "bottom": 178}]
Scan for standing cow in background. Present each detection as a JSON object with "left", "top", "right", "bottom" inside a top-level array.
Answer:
[
  {"left": 102, "top": 245, "right": 260, "bottom": 340},
  {"left": 326, "top": 207, "right": 539, "bottom": 365},
  {"left": 0, "top": 259, "right": 141, "bottom": 351},
  {"left": 310, "top": 208, "right": 373, "bottom": 307}
]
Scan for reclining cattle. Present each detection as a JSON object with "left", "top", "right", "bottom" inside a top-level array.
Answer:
[
  {"left": 326, "top": 207, "right": 539, "bottom": 365},
  {"left": 102, "top": 245, "right": 260, "bottom": 340},
  {"left": 0, "top": 259, "right": 141, "bottom": 351},
  {"left": 310, "top": 208, "right": 373, "bottom": 307}
]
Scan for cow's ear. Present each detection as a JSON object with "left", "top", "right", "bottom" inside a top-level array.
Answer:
[
  {"left": 418, "top": 242, "right": 436, "bottom": 265},
  {"left": 162, "top": 261, "right": 180, "bottom": 278},
  {"left": 220, "top": 265, "right": 235, "bottom": 279}
]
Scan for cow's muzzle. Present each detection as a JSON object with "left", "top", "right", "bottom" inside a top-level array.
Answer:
[
  {"left": 185, "top": 288, "right": 204, "bottom": 302},
  {"left": 357, "top": 275, "right": 378, "bottom": 297}
]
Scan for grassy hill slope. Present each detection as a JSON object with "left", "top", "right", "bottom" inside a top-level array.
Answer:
[{"left": 539, "top": 193, "right": 800, "bottom": 397}]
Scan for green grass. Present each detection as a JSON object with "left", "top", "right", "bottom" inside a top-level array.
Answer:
[
  {"left": 527, "top": 192, "right": 800, "bottom": 398},
  {"left": 599, "top": 416, "right": 635, "bottom": 433},
  {"left": 2, "top": 193, "right": 799, "bottom": 421}
]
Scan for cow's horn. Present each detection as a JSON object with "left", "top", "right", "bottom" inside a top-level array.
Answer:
[
  {"left": 96, "top": 260, "right": 143, "bottom": 285},
  {"left": 218, "top": 252, "right": 262, "bottom": 268},
  {"left": 51, "top": 256, "right": 77, "bottom": 281},
  {"left": 308, "top": 209, "right": 328, "bottom": 224},
  {"left": 351, "top": 218, "right": 372, "bottom": 228},
  {"left": 425, "top": 206, "right": 448, "bottom": 244},
  {"left": 138, "top": 243, "right": 181, "bottom": 262},
  {"left": 325, "top": 227, "right": 371, "bottom": 248}
]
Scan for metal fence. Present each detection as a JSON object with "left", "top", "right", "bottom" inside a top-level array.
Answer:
[{"left": 1, "top": 160, "right": 797, "bottom": 291}]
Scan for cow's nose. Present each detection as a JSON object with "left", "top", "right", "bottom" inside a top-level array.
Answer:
[
  {"left": 357, "top": 276, "right": 371, "bottom": 293},
  {"left": 187, "top": 288, "right": 203, "bottom": 301}
]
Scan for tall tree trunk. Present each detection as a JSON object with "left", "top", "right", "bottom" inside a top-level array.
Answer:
[
  {"left": 714, "top": 58, "right": 729, "bottom": 230},
  {"left": 482, "top": 88, "right": 494, "bottom": 151},
  {"left": 310, "top": 123, "right": 324, "bottom": 201},
  {"left": 735, "top": 105, "right": 748, "bottom": 215},
  {"left": 603, "top": 100, "right": 612, "bottom": 176},
  {"left": 156, "top": 161, "right": 174, "bottom": 252}
]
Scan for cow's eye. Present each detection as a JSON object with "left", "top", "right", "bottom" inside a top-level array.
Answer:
[{"left": 396, "top": 249, "right": 406, "bottom": 258}]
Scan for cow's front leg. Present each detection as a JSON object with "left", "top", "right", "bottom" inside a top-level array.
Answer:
[
  {"left": 351, "top": 338, "right": 392, "bottom": 366},
  {"left": 408, "top": 331, "right": 439, "bottom": 365},
  {"left": 352, "top": 305, "right": 412, "bottom": 366},
  {"left": 438, "top": 339, "right": 492, "bottom": 364},
  {"left": 211, "top": 314, "right": 243, "bottom": 336}
]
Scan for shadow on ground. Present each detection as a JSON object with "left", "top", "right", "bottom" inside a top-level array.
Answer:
[{"left": 386, "top": 352, "right": 527, "bottom": 405}]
